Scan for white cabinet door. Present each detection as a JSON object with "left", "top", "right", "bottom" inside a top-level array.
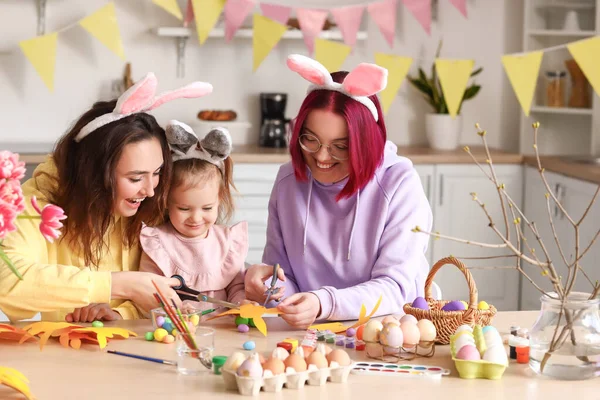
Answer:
[
  {"left": 431, "top": 164, "right": 523, "bottom": 311},
  {"left": 413, "top": 165, "right": 435, "bottom": 266}
]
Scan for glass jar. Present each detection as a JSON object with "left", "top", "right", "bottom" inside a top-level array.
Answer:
[
  {"left": 529, "top": 292, "right": 600, "bottom": 380},
  {"left": 545, "top": 71, "right": 566, "bottom": 107}
]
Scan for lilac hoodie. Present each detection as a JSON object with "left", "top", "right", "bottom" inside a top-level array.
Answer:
[{"left": 262, "top": 141, "right": 433, "bottom": 321}]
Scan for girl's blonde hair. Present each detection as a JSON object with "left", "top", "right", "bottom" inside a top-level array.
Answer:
[{"left": 170, "top": 157, "right": 235, "bottom": 223}]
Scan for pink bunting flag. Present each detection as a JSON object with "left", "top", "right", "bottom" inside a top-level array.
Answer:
[
  {"left": 259, "top": 4, "right": 291, "bottom": 25},
  {"left": 367, "top": 0, "right": 397, "bottom": 48},
  {"left": 449, "top": 0, "right": 467, "bottom": 17},
  {"left": 402, "top": 0, "right": 431, "bottom": 35},
  {"left": 296, "top": 8, "right": 329, "bottom": 55},
  {"left": 225, "top": 0, "right": 255, "bottom": 42},
  {"left": 331, "top": 5, "right": 365, "bottom": 48},
  {"left": 184, "top": 0, "right": 194, "bottom": 27}
]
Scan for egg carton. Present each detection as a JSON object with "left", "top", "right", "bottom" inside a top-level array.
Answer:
[
  {"left": 449, "top": 327, "right": 508, "bottom": 380},
  {"left": 221, "top": 362, "right": 354, "bottom": 396}
]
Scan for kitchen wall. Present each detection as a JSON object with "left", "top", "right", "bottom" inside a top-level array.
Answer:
[{"left": 0, "top": 0, "right": 523, "bottom": 152}]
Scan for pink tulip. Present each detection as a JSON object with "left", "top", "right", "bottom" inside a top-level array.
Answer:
[
  {"left": 0, "top": 179, "right": 25, "bottom": 213},
  {"left": 0, "top": 199, "right": 18, "bottom": 239},
  {"left": 31, "top": 196, "right": 67, "bottom": 243},
  {"left": 0, "top": 151, "right": 26, "bottom": 181}
]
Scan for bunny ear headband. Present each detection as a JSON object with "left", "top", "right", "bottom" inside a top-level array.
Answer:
[
  {"left": 286, "top": 54, "right": 388, "bottom": 122},
  {"left": 165, "top": 120, "right": 232, "bottom": 173},
  {"left": 74, "top": 72, "right": 213, "bottom": 142}
]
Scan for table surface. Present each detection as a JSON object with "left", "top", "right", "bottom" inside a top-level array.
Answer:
[{"left": 2, "top": 311, "right": 596, "bottom": 400}]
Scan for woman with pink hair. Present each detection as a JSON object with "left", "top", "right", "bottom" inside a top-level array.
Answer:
[{"left": 244, "top": 55, "right": 433, "bottom": 328}]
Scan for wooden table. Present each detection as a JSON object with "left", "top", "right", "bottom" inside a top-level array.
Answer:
[{"left": 2, "top": 311, "right": 595, "bottom": 399}]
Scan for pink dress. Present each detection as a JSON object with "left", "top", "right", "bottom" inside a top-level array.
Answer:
[{"left": 139, "top": 221, "right": 249, "bottom": 312}]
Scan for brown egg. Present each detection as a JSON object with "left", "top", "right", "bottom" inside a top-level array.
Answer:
[
  {"left": 284, "top": 353, "right": 307, "bottom": 372},
  {"left": 306, "top": 351, "right": 328, "bottom": 369},
  {"left": 262, "top": 357, "right": 285, "bottom": 375},
  {"left": 326, "top": 349, "right": 351, "bottom": 367}
]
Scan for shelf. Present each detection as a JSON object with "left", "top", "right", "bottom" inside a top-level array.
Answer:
[
  {"left": 193, "top": 120, "right": 252, "bottom": 128},
  {"left": 535, "top": 1, "right": 596, "bottom": 10},
  {"left": 527, "top": 29, "right": 597, "bottom": 37},
  {"left": 530, "top": 105, "right": 593, "bottom": 115},
  {"left": 154, "top": 27, "right": 367, "bottom": 41}
]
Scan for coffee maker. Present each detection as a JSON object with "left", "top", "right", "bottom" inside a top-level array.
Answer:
[{"left": 259, "top": 93, "right": 289, "bottom": 148}]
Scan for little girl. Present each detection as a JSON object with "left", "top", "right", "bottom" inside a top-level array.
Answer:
[{"left": 139, "top": 120, "right": 248, "bottom": 312}]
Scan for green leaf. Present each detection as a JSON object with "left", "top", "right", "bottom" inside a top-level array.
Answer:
[
  {"left": 0, "top": 249, "right": 23, "bottom": 280},
  {"left": 463, "top": 85, "right": 481, "bottom": 101},
  {"left": 418, "top": 68, "right": 429, "bottom": 85},
  {"left": 470, "top": 67, "right": 483, "bottom": 78}
]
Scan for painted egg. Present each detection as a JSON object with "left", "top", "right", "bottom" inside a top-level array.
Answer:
[
  {"left": 306, "top": 350, "right": 328, "bottom": 369},
  {"left": 478, "top": 301, "right": 490, "bottom": 310},
  {"left": 482, "top": 325, "right": 498, "bottom": 334},
  {"left": 381, "top": 315, "right": 400, "bottom": 326},
  {"left": 237, "top": 356, "right": 263, "bottom": 377},
  {"left": 327, "top": 349, "right": 352, "bottom": 366},
  {"left": 380, "top": 324, "right": 404, "bottom": 348},
  {"left": 362, "top": 320, "right": 383, "bottom": 342},
  {"left": 411, "top": 297, "right": 429, "bottom": 310},
  {"left": 284, "top": 353, "right": 307, "bottom": 372},
  {"left": 346, "top": 328, "right": 356, "bottom": 337},
  {"left": 483, "top": 345, "right": 508, "bottom": 364},
  {"left": 441, "top": 300, "right": 466, "bottom": 311},
  {"left": 417, "top": 319, "right": 436, "bottom": 342},
  {"left": 453, "top": 334, "right": 476, "bottom": 352},
  {"left": 460, "top": 301, "right": 469, "bottom": 309},
  {"left": 455, "top": 324, "right": 473, "bottom": 334},
  {"left": 456, "top": 344, "right": 481, "bottom": 361},
  {"left": 400, "top": 322, "right": 420, "bottom": 346},
  {"left": 223, "top": 352, "right": 246, "bottom": 372},
  {"left": 399, "top": 314, "right": 418, "bottom": 325},
  {"left": 262, "top": 357, "right": 285, "bottom": 375},
  {"left": 483, "top": 330, "right": 502, "bottom": 346},
  {"left": 356, "top": 325, "right": 365, "bottom": 340},
  {"left": 271, "top": 347, "right": 289, "bottom": 360}
]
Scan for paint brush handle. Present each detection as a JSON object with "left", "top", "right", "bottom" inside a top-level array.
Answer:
[
  {"left": 107, "top": 350, "right": 176, "bottom": 366},
  {"left": 198, "top": 295, "right": 239, "bottom": 309}
]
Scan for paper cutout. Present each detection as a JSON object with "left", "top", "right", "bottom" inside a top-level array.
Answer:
[
  {"left": 0, "top": 366, "right": 34, "bottom": 400},
  {"left": 224, "top": 0, "right": 255, "bottom": 42},
  {"left": 253, "top": 14, "right": 288, "bottom": 72},
  {"left": 501, "top": 51, "right": 543, "bottom": 116},
  {"left": 402, "top": 0, "right": 431, "bottom": 35},
  {"left": 368, "top": 0, "right": 397, "bottom": 48},
  {"left": 192, "top": 0, "right": 227, "bottom": 45},
  {"left": 184, "top": 0, "right": 195, "bottom": 27},
  {"left": 0, "top": 324, "right": 37, "bottom": 343},
  {"left": 435, "top": 58, "right": 475, "bottom": 117},
  {"left": 260, "top": 4, "right": 291, "bottom": 25},
  {"left": 330, "top": 5, "right": 365, "bottom": 48},
  {"left": 296, "top": 8, "right": 329, "bottom": 55},
  {"left": 567, "top": 37, "right": 600, "bottom": 97},
  {"left": 22, "top": 321, "right": 136, "bottom": 350},
  {"left": 79, "top": 2, "right": 125, "bottom": 60},
  {"left": 207, "top": 303, "right": 281, "bottom": 336},
  {"left": 374, "top": 53, "right": 413, "bottom": 114},
  {"left": 315, "top": 39, "right": 352, "bottom": 72},
  {"left": 153, "top": 0, "right": 183, "bottom": 20},
  {"left": 19, "top": 32, "right": 58, "bottom": 92},
  {"left": 449, "top": 0, "right": 468, "bottom": 17},
  {"left": 309, "top": 294, "right": 383, "bottom": 333}
]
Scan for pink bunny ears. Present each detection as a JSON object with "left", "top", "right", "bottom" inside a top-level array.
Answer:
[
  {"left": 74, "top": 73, "right": 213, "bottom": 142},
  {"left": 286, "top": 54, "right": 388, "bottom": 121}
]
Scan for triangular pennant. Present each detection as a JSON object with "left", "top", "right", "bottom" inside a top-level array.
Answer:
[
  {"left": 253, "top": 14, "right": 287, "bottom": 72},
  {"left": 449, "top": 0, "right": 467, "bottom": 17},
  {"left": 259, "top": 3, "right": 291, "bottom": 25},
  {"left": 191, "top": 0, "right": 227, "bottom": 45},
  {"left": 184, "top": 0, "right": 194, "bottom": 26},
  {"left": 19, "top": 32, "right": 58, "bottom": 91},
  {"left": 78, "top": 2, "right": 125, "bottom": 60},
  {"left": 567, "top": 37, "right": 600, "bottom": 98},
  {"left": 314, "top": 39, "right": 352, "bottom": 72},
  {"left": 367, "top": 0, "right": 397, "bottom": 48},
  {"left": 435, "top": 58, "right": 475, "bottom": 117},
  {"left": 296, "top": 8, "right": 329, "bottom": 55},
  {"left": 374, "top": 53, "right": 413, "bottom": 114},
  {"left": 153, "top": 0, "right": 183, "bottom": 20},
  {"left": 330, "top": 5, "right": 365, "bottom": 48},
  {"left": 224, "top": 0, "right": 255, "bottom": 42},
  {"left": 402, "top": 0, "right": 431, "bottom": 35},
  {"left": 501, "top": 51, "right": 543, "bottom": 116}
]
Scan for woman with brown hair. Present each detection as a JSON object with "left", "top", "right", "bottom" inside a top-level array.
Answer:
[{"left": 0, "top": 73, "right": 214, "bottom": 322}]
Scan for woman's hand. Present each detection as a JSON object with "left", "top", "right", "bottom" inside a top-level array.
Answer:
[
  {"left": 111, "top": 272, "right": 182, "bottom": 313},
  {"left": 244, "top": 264, "right": 286, "bottom": 303},
  {"left": 65, "top": 303, "right": 122, "bottom": 323},
  {"left": 277, "top": 292, "right": 321, "bottom": 329}
]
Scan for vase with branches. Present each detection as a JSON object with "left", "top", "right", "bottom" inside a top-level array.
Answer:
[{"left": 413, "top": 122, "right": 600, "bottom": 380}]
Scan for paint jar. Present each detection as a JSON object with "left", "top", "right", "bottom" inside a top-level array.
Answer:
[
  {"left": 176, "top": 327, "right": 214, "bottom": 375},
  {"left": 545, "top": 71, "right": 566, "bottom": 107}
]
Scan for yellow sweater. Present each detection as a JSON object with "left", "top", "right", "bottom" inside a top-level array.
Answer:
[{"left": 0, "top": 158, "right": 141, "bottom": 322}]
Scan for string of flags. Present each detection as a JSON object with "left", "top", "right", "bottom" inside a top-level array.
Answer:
[{"left": 14, "top": 0, "right": 600, "bottom": 120}]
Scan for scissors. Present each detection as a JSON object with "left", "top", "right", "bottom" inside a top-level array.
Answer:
[
  {"left": 263, "top": 264, "right": 283, "bottom": 306},
  {"left": 171, "top": 274, "right": 239, "bottom": 309}
]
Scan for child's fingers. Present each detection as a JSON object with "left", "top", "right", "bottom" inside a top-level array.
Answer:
[
  {"left": 71, "top": 308, "right": 81, "bottom": 323},
  {"left": 65, "top": 313, "right": 73, "bottom": 323}
]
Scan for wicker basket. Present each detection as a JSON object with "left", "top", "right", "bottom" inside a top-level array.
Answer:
[{"left": 403, "top": 256, "right": 497, "bottom": 345}]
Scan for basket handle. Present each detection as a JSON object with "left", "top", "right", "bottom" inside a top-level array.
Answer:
[{"left": 425, "top": 256, "right": 478, "bottom": 322}]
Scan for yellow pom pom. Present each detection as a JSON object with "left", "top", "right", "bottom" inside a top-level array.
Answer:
[
  {"left": 460, "top": 301, "right": 468, "bottom": 309},
  {"left": 153, "top": 328, "right": 168, "bottom": 342},
  {"left": 163, "top": 334, "right": 175, "bottom": 344},
  {"left": 190, "top": 314, "right": 200, "bottom": 326},
  {"left": 477, "top": 301, "right": 490, "bottom": 310}
]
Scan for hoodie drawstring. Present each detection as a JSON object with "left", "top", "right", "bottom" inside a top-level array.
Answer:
[
  {"left": 347, "top": 189, "right": 359, "bottom": 260},
  {"left": 303, "top": 177, "right": 314, "bottom": 255}
]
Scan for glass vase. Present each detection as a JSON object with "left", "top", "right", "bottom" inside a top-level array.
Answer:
[{"left": 529, "top": 292, "right": 600, "bottom": 380}]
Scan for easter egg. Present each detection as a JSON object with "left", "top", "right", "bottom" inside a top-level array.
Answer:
[
  {"left": 189, "top": 314, "right": 200, "bottom": 326},
  {"left": 411, "top": 297, "right": 429, "bottom": 310},
  {"left": 248, "top": 318, "right": 256, "bottom": 328},
  {"left": 460, "top": 301, "right": 469, "bottom": 309},
  {"left": 356, "top": 325, "right": 365, "bottom": 340},
  {"left": 92, "top": 321, "right": 103, "bottom": 328},
  {"left": 306, "top": 350, "right": 328, "bottom": 369},
  {"left": 223, "top": 352, "right": 247, "bottom": 372},
  {"left": 164, "top": 318, "right": 172, "bottom": 325},
  {"left": 237, "top": 356, "right": 263, "bottom": 377},
  {"left": 243, "top": 341, "right": 256, "bottom": 351},
  {"left": 381, "top": 315, "right": 400, "bottom": 326},
  {"left": 156, "top": 316, "right": 165, "bottom": 327},
  {"left": 162, "top": 322, "right": 174, "bottom": 333},
  {"left": 455, "top": 324, "right": 473, "bottom": 334},
  {"left": 453, "top": 333, "right": 475, "bottom": 352},
  {"left": 272, "top": 347, "right": 289, "bottom": 360},
  {"left": 400, "top": 323, "right": 421, "bottom": 347},
  {"left": 483, "top": 345, "right": 508, "bottom": 364},
  {"left": 380, "top": 324, "right": 404, "bottom": 348},
  {"left": 441, "top": 300, "right": 466, "bottom": 311},
  {"left": 144, "top": 331, "right": 154, "bottom": 341},
  {"left": 262, "top": 357, "right": 285, "bottom": 375},
  {"left": 163, "top": 334, "right": 175, "bottom": 344},
  {"left": 400, "top": 314, "right": 418, "bottom": 325},
  {"left": 327, "top": 349, "right": 352, "bottom": 366},
  {"left": 235, "top": 316, "right": 250, "bottom": 326},
  {"left": 456, "top": 344, "right": 480, "bottom": 361},
  {"left": 478, "top": 301, "right": 490, "bottom": 310},
  {"left": 362, "top": 320, "right": 383, "bottom": 342},
  {"left": 482, "top": 325, "right": 498, "bottom": 334},
  {"left": 238, "top": 324, "right": 250, "bottom": 333},
  {"left": 417, "top": 319, "right": 436, "bottom": 342},
  {"left": 346, "top": 328, "right": 356, "bottom": 337},
  {"left": 284, "top": 353, "right": 307, "bottom": 372},
  {"left": 153, "top": 328, "right": 168, "bottom": 342}
]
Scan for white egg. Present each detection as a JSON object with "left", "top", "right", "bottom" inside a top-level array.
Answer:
[
  {"left": 455, "top": 324, "right": 473, "bottom": 334},
  {"left": 483, "top": 345, "right": 508, "bottom": 364},
  {"left": 453, "top": 334, "right": 476, "bottom": 352},
  {"left": 483, "top": 331, "right": 502, "bottom": 346}
]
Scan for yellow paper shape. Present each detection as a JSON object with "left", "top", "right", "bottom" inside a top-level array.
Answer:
[
  {"left": 501, "top": 51, "right": 543, "bottom": 117},
  {"left": 309, "top": 294, "right": 383, "bottom": 333},
  {"left": 435, "top": 58, "right": 475, "bottom": 118},
  {"left": 567, "top": 37, "right": 600, "bottom": 97},
  {"left": 0, "top": 366, "right": 34, "bottom": 400},
  {"left": 253, "top": 14, "right": 288, "bottom": 72},
  {"left": 153, "top": 0, "right": 183, "bottom": 20},
  {"left": 192, "top": 0, "right": 226, "bottom": 45},
  {"left": 315, "top": 39, "right": 352, "bottom": 72},
  {"left": 207, "top": 303, "right": 281, "bottom": 336},
  {"left": 23, "top": 321, "right": 136, "bottom": 350},
  {"left": 0, "top": 324, "right": 37, "bottom": 343},
  {"left": 19, "top": 32, "right": 58, "bottom": 92},
  {"left": 375, "top": 53, "right": 413, "bottom": 114},
  {"left": 79, "top": 2, "right": 125, "bottom": 60}
]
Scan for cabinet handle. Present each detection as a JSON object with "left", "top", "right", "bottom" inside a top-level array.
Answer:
[
  {"left": 439, "top": 174, "right": 444, "bottom": 206},
  {"left": 426, "top": 175, "right": 432, "bottom": 200},
  {"left": 553, "top": 183, "right": 562, "bottom": 219}
]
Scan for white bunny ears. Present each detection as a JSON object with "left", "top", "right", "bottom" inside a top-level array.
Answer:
[
  {"left": 286, "top": 54, "right": 388, "bottom": 122},
  {"left": 74, "top": 73, "right": 213, "bottom": 142},
  {"left": 165, "top": 120, "right": 232, "bottom": 172}
]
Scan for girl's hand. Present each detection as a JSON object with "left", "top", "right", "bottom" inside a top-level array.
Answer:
[
  {"left": 244, "top": 264, "right": 286, "bottom": 303},
  {"left": 65, "top": 303, "right": 122, "bottom": 323},
  {"left": 240, "top": 299, "right": 259, "bottom": 306},
  {"left": 277, "top": 292, "right": 321, "bottom": 329},
  {"left": 111, "top": 272, "right": 182, "bottom": 314}
]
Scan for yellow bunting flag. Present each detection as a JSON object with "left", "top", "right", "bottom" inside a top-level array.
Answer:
[
  {"left": 79, "top": 2, "right": 125, "bottom": 60},
  {"left": 153, "top": 0, "right": 183, "bottom": 20},
  {"left": 253, "top": 14, "right": 287, "bottom": 72},
  {"left": 501, "top": 51, "right": 543, "bottom": 116},
  {"left": 314, "top": 39, "right": 352, "bottom": 73},
  {"left": 435, "top": 58, "right": 475, "bottom": 118},
  {"left": 19, "top": 32, "right": 58, "bottom": 92},
  {"left": 192, "top": 0, "right": 226, "bottom": 45},
  {"left": 374, "top": 53, "right": 413, "bottom": 114},
  {"left": 567, "top": 37, "right": 600, "bottom": 97}
]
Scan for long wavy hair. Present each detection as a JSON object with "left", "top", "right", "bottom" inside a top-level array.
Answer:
[{"left": 51, "top": 100, "right": 172, "bottom": 266}]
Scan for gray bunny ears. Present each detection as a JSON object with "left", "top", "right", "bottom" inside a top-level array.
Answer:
[{"left": 165, "top": 120, "right": 232, "bottom": 171}]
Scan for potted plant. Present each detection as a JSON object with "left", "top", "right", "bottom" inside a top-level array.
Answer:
[{"left": 407, "top": 40, "right": 483, "bottom": 150}]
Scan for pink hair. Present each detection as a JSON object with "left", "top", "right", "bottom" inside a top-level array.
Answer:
[{"left": 289, "top": 71, "right": 387, "bottom": 201}]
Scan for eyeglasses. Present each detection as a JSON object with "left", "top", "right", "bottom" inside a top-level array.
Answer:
[{"left": 298, "top": 133, "right": 349, "bottom": 161}]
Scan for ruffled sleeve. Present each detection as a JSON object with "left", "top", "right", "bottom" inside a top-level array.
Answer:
[
  {"left": 139, "top": 224, "right": 176, "bottom": 277},
  {"left": 224, "top": 221, "right": 249, "bottom": 304}
]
